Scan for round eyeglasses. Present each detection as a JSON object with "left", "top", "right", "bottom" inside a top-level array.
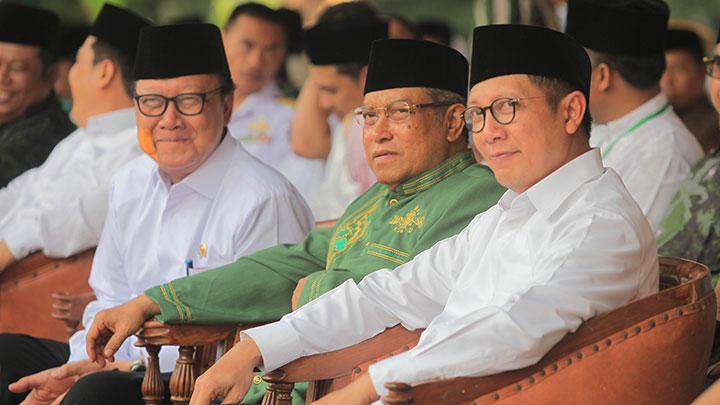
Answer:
[
  {"left": 462, "top": 96, "right": 545, "bottom": 133},
  {"left": 703, "top": 56, "right": 720, "bottom": 79},
  {"left": 353, "top": 100, "right": 455, "bottom": 126},
  {"left": 134, "top": 87, "right": 227, "bottom": 117}
]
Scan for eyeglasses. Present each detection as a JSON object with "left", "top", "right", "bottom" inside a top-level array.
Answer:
[
  {"left": 353, "top": 100, "right": 455, "bottom": 126},
  {"left": 134, "top": 87, "right": 227, "bottom": 117},
  {"left": 462, "top": 96, "right": 545, "bottom": 133},
  {"left": 703, "top": 56, "right": 720, "bottom": 79}
]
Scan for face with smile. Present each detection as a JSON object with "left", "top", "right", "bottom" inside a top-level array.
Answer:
[
  {"left": 470, "top": 74, "right": 587, "bottom": 194},
  {"left": 134, "top": 73, "right": 233, "bottom": 183},
  {"left": 0, "top": 41, "right": 54, "bottom": 123},
  {"left": 361, "top": 87, "right": 465, "bottom": 188}
]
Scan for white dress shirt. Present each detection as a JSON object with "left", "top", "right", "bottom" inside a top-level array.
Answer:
[
  {"left": 68, "top": 135, "right": 314, "bottom": 372},
  {"left": 228, "top": 83, "right": 325, "bottom": 200},
  {"left": 0, "top": 108, "right": 139, "bottom": 260},
  {"left": 590, "top": 93, "right": 703, "bottom": 231},
  {"left": 245, "top": 149, "right": 659, "bottom": 398}
]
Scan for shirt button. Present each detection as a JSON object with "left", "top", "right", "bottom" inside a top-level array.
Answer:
[
  {"left": 389, "top": 198, "right": 398, "bottom": 205},
  {"left": 253, "top": 375, "right": 263, "bottom": 385}
]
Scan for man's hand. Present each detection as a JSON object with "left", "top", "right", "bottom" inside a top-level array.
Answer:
[
  {"left": 190, "top": 339, "right": 263, "bottom": 405},
  {"left": 8, "top": 360, "right": 102, "bottom": 405},
  {"left": 291, "top": 276, "right": 308, "bottom": 311},
  {"left": 85, "top": 294, "right": 160, "bottom": 367},
  {"left": 0, "top": 240, "right": 17, "bottom": 272},
  {"left": 310, "top": 374, "right": 379, "bottom": 405}
]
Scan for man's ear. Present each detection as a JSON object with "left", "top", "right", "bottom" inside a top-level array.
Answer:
[
  {"left": 445, "top": 103, "right": 466, "bottom": 142},
  {"left": 43, "top": 61, "right": 61, "bottom": 84},
  {"left": 593, "top": 63, "right": 612, "bottom": 92},
  {"left": 222, "top": 91, "right": 234, "bottom": 125},
  {"left": 560, "top": 90, "right": 587, "bottom": 135},
  {"left": 96, "top": 59, "right": 117, "bottom": 90}
]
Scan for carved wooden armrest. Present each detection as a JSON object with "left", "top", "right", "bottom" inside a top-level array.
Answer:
[
  {"left": 50, "top": 291, "right": 96, "bottom": 338},
  {"left": 260, "top": 325, "right": 422, "bottom": 404},
  {"left": 134, "top": 320, "right": 260, "bottom": 405}
]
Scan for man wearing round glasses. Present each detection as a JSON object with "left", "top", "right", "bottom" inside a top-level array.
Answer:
[
  {"left": 6, "top": 23, "right": 314, "bottom": 405},
  {"left": 658, "top": 27, "right": 720, "bottom": 286}
]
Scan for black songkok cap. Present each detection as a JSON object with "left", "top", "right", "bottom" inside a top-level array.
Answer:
[
  {"left": 134, "top": 24, "right": 231, "bottom": 81},
  {"left": 304, "top": 20, "right": 387, "bottom": 65},
  {"left": 665, "top": 29, "right": 704, "bottom": 58},
  {"left": 91, "top": 4, "right": 151, "bottom": 61},
  {"left": 364, "top": 39, "right": 468, "bottom": 98},
  {"left": 0, "top": 3, "right": 59, "bottom": 49},
  {"left": 470, "top": 25, "right": 590, "bottom": 99},
  {"left": 565, "top": 0, "right": 669, "bottom": 57},
  {"left": 57, "top": 25, "right": 89, "bottom": 60}
]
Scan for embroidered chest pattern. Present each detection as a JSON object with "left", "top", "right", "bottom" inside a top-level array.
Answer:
[{"left": 389, "top": 205, "right": 425, "bottom": 233}]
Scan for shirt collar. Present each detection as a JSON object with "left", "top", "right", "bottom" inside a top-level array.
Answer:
[
  {"left": 85, "top": 108, "right": 135, "bottom": 135},
  {"left": 392, "top": 151, "right": 475, "bottom": 196},
  {"left": 232, "top": 82, "right": 281, "bottom": 119},
  {"left": 501, "top": 148, "right": 604, "bottom": 217},
  {"left": 595, "top": 92, "right": 669, "bottom": 138},
  {"left": 158, "top": 132, "right": 236, "bottom": 200}
]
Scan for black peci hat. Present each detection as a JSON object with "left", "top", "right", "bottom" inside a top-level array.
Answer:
[
  {"left": 133, "top": 23, "right": 231, "bottom": 81},
  {"left": 91, "top": 4, "right": 151, "bottom": 62},
  {"left": 565, "top": 0, "right": 669, "bottom": 58},
  {"left": 304, "top": 20, "right": 387, "bottom": 66},
  {"left": 364, "top": 39, "right": 468, "bottom": 98},
  {"left": 470, "top": 24, "right": 591, "bottom": 99},
  {"left": 0, "top": 3, "right": 59, "bottom": 50}
]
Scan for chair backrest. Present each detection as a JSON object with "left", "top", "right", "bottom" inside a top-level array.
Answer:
[
  {"left": 0, "top": 249, "right": 94, "bottom": 342},
  {"left": 384, "top": 257, "right": 716, "bottom": 404}
]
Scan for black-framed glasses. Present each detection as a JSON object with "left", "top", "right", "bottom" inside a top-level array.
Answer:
[
  {"left": 462, "top": 96, "right": 545, "bottom": 133},
  {"left": 134, "top": 87, "right": 227, "bottom": 117},
  {"left": 703, "top": 56, "right": 720, "bottom": 79},
  {"left": 353, "top": 100, "right": 455, "bottom": 126}
]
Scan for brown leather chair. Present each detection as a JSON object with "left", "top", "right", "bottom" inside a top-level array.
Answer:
[
  {"left": 259, "top": 257, "right": 716, "bottom": 405},
  {"left": 0, "top": 249, "right": 94, "bottom": 342}
]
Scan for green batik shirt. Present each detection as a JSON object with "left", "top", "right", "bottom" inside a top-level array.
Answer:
[
  {"left": 145, "top": 151, "right": 505, "bottom": 323},
  {"left": 0, "top": 95, "right": 75, "bottom": 186},
  {"left": 657, "top": 148, "right": 720, "bottom": 282}
]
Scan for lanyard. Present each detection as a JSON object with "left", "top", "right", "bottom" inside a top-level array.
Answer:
[{"left": 600, "top": 103, "right": 670, "bottom": 159}]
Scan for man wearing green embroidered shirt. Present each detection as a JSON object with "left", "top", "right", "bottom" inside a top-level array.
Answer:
[{"left": 77, "top": 40, "right": 504, "bottom": 404}]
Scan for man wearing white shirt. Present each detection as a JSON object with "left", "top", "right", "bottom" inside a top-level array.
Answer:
[
  {"left": 565, "top": 0, "right": 703, "bottom": 231},
  {"left": 0, "top": 4, "right": 150, "bottom": 274},
  {"left": 184, "top": 25, "right": 659, "bottom": 405},
  {"left": 3, "top": 23, "right": 313, "bottom": 405},
  {"left": 223, "top": 3, "right": 324, "bottom": 200}
]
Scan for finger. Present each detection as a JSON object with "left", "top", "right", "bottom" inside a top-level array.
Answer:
[
  {"left": 220, "top": 385, "right": 246, "bottom": 404},
  {"left": 8, "top": 373, "right": 40, "bottom": 393},
  {"left": 101, "top": 330, "right": 127, "bottom": 359}
]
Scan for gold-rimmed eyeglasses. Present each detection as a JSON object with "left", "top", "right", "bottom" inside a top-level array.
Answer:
[
  {"left": 353, "top": 100, "right": 455, "bottom": 126},
  {"left": 134, "top": 87, "right": 228, "bottom": 117},
  {"left": 462, "top": 96, "right": 545, "bottom": 133}
]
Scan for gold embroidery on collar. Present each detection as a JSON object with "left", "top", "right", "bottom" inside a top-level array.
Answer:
[{"left": 389, "top": 205, "right": 425, "bottom": 233}]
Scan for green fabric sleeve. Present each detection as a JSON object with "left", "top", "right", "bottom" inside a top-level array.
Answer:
[{"left": 145, "top": 227, "right": 332, "bottom": 324}]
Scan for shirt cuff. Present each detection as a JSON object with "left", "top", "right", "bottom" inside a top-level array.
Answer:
[
  {"left": 367, "top": 351, "right": 416, "bottom": 398},
  {"left": 242, "top": 320, "right": 304, "bottom": 372},
  {"left": 3, "top": 227, "right": 40, "bottom": 261}
]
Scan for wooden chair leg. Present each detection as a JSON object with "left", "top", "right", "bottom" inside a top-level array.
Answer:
[
  {"left": 261, "top": 370, "right": 293, "bottom": 405},
  {"left": 141, "top": 345, "right": 164, "bottom": 405},
  {"left": 306, "top": 379, "right": 332, "bottom": 402},
  {"left": 169, "top": 346, "right": 196, "bottom": 404}
]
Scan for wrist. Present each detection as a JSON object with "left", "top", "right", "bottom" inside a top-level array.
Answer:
[{"left": 138, "top": 294, "right": 161, "bottom": 319}]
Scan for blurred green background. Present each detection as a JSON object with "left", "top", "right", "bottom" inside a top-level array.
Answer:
[{"left": 14, "top": 0, "right": 720, "bottom": 51}]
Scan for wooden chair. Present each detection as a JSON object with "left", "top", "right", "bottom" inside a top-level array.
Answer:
[
  {"left": 0, "top": 249, "right": 94, "bottom": 341},
  {"left": 259, "top": 257, "right": 716, "bottom": 405}
]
